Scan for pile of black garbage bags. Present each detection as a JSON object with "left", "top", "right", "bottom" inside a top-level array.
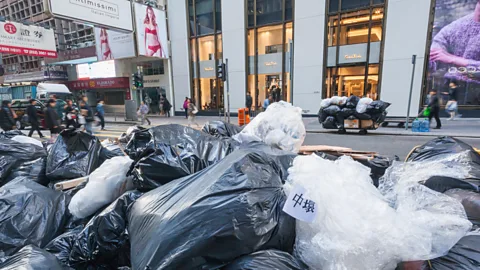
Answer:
[
  {"left": 1, "top": 121, "right": 479, "bottom": 270},
  {"left": 319, "top": 95, "right": 390, "bottom": 129}
]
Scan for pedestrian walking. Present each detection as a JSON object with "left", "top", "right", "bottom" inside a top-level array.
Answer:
[
  {"left": 246, "top": 92, "right": 253, "bottom": 116},
  {"left": 138, "top": 101, "right": 151, "bottom": 125},
  {"left": 162, "top": 95, "right": 172, "bottom": 117},
  {"left": 263, "top": 94, "right": 272, "bottom": 111},
  {"left": 0, "top": 100, "right": 15, "bottom": 131},
  {"left": 427, "top": 90, "right": 442, "bottom": 129},
  {"left": 183, "top": 97, "right": 189, "bottom": 119},
  {"left": 187, "top": 98, "right": 199, "bottom": 127},
  {"left": 96, "top": 100, "right": 106, "bottom": 130},
  {"left": 444, "top": 81, "right": 462, "bottom": 120},
  {"left": 64, "top": 100, "right": 78, "bottom": 129},
  {"left": 27, "top": 99, "right": 44, "bottom": 138},
  {"left": 80, "top": 101, "right": 94, "bottom": 135},
  {"left": 45, "top": 99, "right": 60, "bottom": 142},
  {"left": 50, "top": 94, "right": 66, "bottom": 125}
]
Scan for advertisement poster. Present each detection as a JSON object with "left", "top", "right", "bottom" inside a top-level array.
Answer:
[
  {"left": 134, "top": 3, "right": 169, "bottom": 58},
  {"left": 427, "top": 0, "right": 480, "bottom": 106},
  {"left": 94, "top": 28, "right": 135, "bottom": 61},
  {"left": 0, "top": 21, "right": 57, "bottom": 58},
  {"left": 46, "top": 0, "right": 133, "bottom": 31}
]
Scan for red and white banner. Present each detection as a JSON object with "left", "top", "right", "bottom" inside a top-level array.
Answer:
[{"left": 0, "top": 21, "right": 57, "bottom": 58}]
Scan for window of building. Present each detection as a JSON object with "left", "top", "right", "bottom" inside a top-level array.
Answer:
[
  {"left": 247, "top": 0, "right": 295, "bottom": 110},
  {"left": 137, "top": 61, "right": 165, "bottom": 76},
  {"left": 325, "top": 1, "right": 385, "bottom": 99},
  {"left": 189, "top": 0, "right": 223, "bottom": 112}
]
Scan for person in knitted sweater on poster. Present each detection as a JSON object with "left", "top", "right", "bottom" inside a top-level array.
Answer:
[{"left": 430, "top": 0, "right": 480, "bottom": 72}]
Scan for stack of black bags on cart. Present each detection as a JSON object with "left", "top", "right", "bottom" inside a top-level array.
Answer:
[{"left": 319, "top": 95, "right": 391, "bottom": 129}]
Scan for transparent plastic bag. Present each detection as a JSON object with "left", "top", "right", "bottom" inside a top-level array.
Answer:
[
  {"left": 286, "top": 155, "right": 471, "bottom": 270},
  {"left": 356, "top": 97, "right": 373, "bottom": 113},
  {"left": 233, "top": 101, "right": 306, "bottom": 153},
  {"left": 69, "top": 156, "right": 134, "bottom": 219},
  {"left": 320, "top": 98, "right": 332, "bottom": 109}
]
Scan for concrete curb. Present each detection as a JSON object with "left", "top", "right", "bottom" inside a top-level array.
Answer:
[{"left": 306, "top": 129, "right": 479, "bottom": 138}]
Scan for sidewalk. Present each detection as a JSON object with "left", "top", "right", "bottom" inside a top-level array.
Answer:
[{"left": 105, "top": 115, "right": 479, "bottom": 138}]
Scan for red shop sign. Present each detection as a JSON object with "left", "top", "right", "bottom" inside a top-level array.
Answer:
[{"left": 66, "top": 77, "right": 129, "bottom": 90}]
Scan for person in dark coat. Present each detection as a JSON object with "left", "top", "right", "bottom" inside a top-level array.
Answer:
[
  {"left": 246, "top": 92, "right": 253, "bottom": 116},
  {"left": 45, "top": 99, "right": 60, "bottom": 142},
  {"left": 64, "top": 100, "right": 78, "bottom": 129},
  {"left": 0, "top": 100, "right": 15, "bottom": 131},
  {"left": 162, "top": 95, "right": 172, "bottom": 118},
  {"left": 428, "top": 90, "right": 442, "bottom": 129},
  {"left": 27, "top": 99, "right": 44, "bottom": 138}
]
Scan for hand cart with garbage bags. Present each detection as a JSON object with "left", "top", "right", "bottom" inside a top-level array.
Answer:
[{"left": 318, "top": 95, "right": 390, "bottom": 135}]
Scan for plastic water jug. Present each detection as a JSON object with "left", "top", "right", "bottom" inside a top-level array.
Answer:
[
  {"left": 421, "top": 119, "right": 430, "bottom": 132},
  {"left": 412, "top": 118, "right": 420, "bottom": 132}
]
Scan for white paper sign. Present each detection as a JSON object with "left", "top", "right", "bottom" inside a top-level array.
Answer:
[{"left": 283, "top": 185, "right": 318, "bottom": 223}]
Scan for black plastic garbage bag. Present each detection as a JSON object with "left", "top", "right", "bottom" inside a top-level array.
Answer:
[
  {"left": 46, "top": 129, "right": 102, "bottom": 181},
  {"left": 429, "top": 233, "right": 480, "bottom": 270},
  {"left": 444, "top": 189, "right": 480, "bottom": 226},
  {"left": 367, "top": 100, "right": 391, "bottom": 113},
  {"left": 354, "top": 112, "right": 372, "bottom": 120},
  {"left": 119, "top": 126, "right": 146, "bottom": 144},
  {"left": 340, "top": 107, "right": 357, "bottom": 118},
  {"left": 0, "top": 180, "right": 70, "bottom": 258},
  {"left": 0, "top": 139, "right": 47, "bottom": 187},
  {"left": 0, "top": 130, "right": 23, "bottom": 140},
  {"left": 0, "top": 245, "right": 68, "bottom": 270},
  {"left": 407, "top": 137, "right": 480, "bottom": 180},
  {"left": 224, "top": 250, "right": 308, "bottom": 270},
  {"left": 318, "top": 108, "right": 328, "bottom": 124},
  {"left": 127, "top": 124, "right": 239, "bottom": 190},
  {"left": 46, "top": 191, "right": 142, "bottom": 269},
  {"left": 128, "top": 148, "right": 296, "bottom": 270},
  {"left": 359, "top": 155, "right": 397, "bottom": 187},
  {"left": 424, "top": 176, "right": 479, "bottom": 194},
  {"left": 202, "top": 120, "right": 243, "bottom": 138},
  {"left": 323, "top": 105, "right": 341, "bottom": 116},
  {"left": 5, "top": 157, "right": 47, "bottom": 186},
  {"left": 345, "top": 95, "right": 360, "bottom": 108},
  {"left": 322, "top": 116, "right": 338, "bottom": 129}
]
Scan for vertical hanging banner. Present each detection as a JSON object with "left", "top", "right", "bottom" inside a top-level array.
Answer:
[
  {"left": 0, "top": 21, "right": 57, "bottom": 58},
  {"left": 45, "top": 0, "right": 133, "bottom": 32},
  {"left": 134, "top": 3, "right": 169, "bottom": 58}
]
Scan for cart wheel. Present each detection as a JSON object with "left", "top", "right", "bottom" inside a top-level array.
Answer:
[
  {"left": 381, "top": 122, "right": 389, "bottom": 127},
  {"left": 398, "top": 122, "right": 405, "bottom": 128},
  {"left": 338, "top": 128, "right": 346, "bottom": 134},
  {"left": 359, "top": 129, "right": 368, "bottom": 135}
]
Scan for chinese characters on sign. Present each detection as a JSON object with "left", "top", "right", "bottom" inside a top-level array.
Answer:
[
  {"left": 0, "top": 21, "right": 57, "bottom": 58},
  {"left": 282, "top": 185, "right": 318, "bottom": 223}
]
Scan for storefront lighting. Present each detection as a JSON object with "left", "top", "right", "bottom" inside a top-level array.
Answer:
[{"left": 341, "top": 14, "right": 383, "bottom": 25}]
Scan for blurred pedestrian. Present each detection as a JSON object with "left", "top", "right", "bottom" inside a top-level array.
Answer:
[
  {"left": 27, "top": 99, "right": 44, "bottom": 138},
  {"left": 162, "top": 95, "right": 172, "bottom": 118},
  {"left": 183, "top": 97, "right": 189, "bottom": 119},
  {"left": 187, "top": 98, "right": 199, "bottom": 128},
  {"left": 80, "top": 101, "right": 94, "bottom": 135},
  {"left": 246, "top": 92, "right": 253, "bottom": 116},
  {"left": 263, "top": 95, "right": 272, "bottom": 111},
  {"left": 0, "top": 100, "right": 15, "bottom": 131},
  {"left": 444, "top": 81, "right": 462, "bottom": 120},
  {"left": 46, "top": 99, "right": 60, "bottom": 142},
  {"left": 50, "top": 94, "right": 66, "bottom": 125},
  {"left": 96, "top": 100, "right": 106, "bottom": 130},
  {"left": 428, "top": 90, "right": 442, "bottom": 129},
  {"left": 138, "top": 101, "right": 151, "bottom": 126},
  {"left": 64, "top": 100, "right": 78, "bottom": 129}
]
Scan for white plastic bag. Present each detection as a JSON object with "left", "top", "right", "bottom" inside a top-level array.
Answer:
[
  {"left": 69, "top": 156, "right": 134, "bottom": 219},
  {"left": 330, "top": 96, "right": 342, "bottom": 105},
  {"left": 356, "top": 97, "right": 373, "bottom": 113},
  {"left": 233, "top": 101, "right": 306, "bottom": 153},
  {"left": 320, "top": 98, "right": 332, "bottom": 109},
  {"left": 11, "top": 135, "right": 43, "bottom": 148},
  {"left": 286, "top": 155, "right": 471, "bottom": 270}
]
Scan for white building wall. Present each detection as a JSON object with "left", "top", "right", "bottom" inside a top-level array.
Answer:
[
  {"left": 167, "top": 0, "right": 191, "bottom": 113},
  {"left": 222, "top": 0, "right": 247, "bottom": 113},
  {"left": 292, "top": 0, "right": 326, "bottom": 114},
  {"left": 380, "top": 0, "right": 432, "bottom": 117}
]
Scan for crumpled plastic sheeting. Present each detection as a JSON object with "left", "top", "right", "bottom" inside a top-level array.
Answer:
[
  {"left": 202, "top": 120, "right": 243, "bottom": 138},
  {"left": 224, "top": 250, "right": 308, "bottom": 270},
  {"left": 69, "top": 156, "right": 134, "bottom": 219},
  {"left": 128, "top": 148, "right": 295, "bottom": 270},
  {"left": 286, "top": 155, "right": 471, "bottom": 270},
  {"left": 0, "top": 180, "right": 70, "bottom": 258},
  {"left": 233, "top": 101, "right": 306, "bottom": 153},
  {"left": 0, "top": 245, "right": 68, "bottom": 270},
  {"left": 47, "top": 191, "right": 142, "bottom": 269}
]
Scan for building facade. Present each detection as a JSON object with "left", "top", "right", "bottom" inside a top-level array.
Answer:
[{"left": 168, "top": 0, "right": 480, "bottom": 117}]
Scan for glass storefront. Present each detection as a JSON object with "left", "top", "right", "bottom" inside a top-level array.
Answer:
[
  {"left": 247, "top": 0, "right": 294, "bottom": 111},
  {"left": 325, "top": 0, "right": 385, "bottom": 99},
  {"left": 188, "top": 0, "right": 224, "bottom": 112}
]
